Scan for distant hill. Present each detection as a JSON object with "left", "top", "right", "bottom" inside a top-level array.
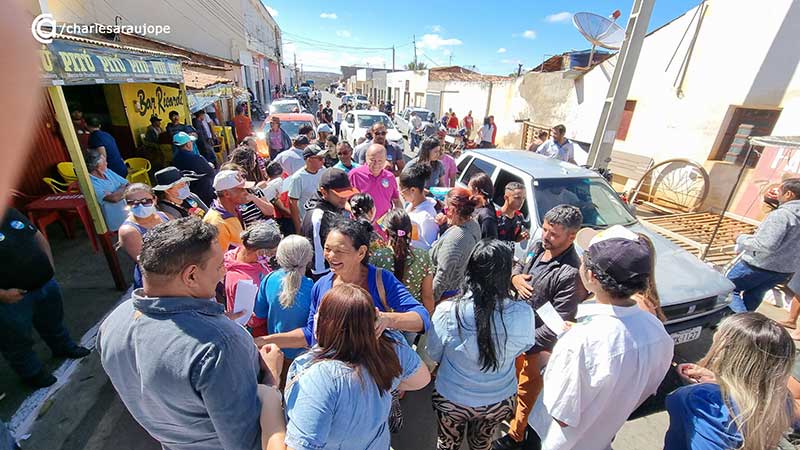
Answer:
[{"left": 302, "top": 71, "right": 341, "bottom": 87}]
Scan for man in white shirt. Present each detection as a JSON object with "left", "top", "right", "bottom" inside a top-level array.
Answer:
[
  {"left": 273, "top": 135, "right": 309, "bottom": 177},
  {"left": 536, "top": 124, "right": 576, "bottom": 165},
  {"left": 526, "top": 225, "right": 673, "bottom": 450},
  {"left": 286, "top": 145, "right": 327, "bottom": 233}
]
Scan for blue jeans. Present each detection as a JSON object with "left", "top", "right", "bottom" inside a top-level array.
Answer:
[
  {"left": 0, "top": 279, "right": 76, "bottom": 377},
  {"left": 727, "top": 261, "right": 791, "bottom": 313},
  {"left": 410, "top": 132, "right": 421, "bottom": 152}
]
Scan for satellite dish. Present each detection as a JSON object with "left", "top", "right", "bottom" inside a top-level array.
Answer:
[{"left": 572, "top": 11, "right": 625, "bottom": 69}]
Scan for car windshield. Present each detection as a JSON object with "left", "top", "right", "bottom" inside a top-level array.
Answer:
[
  {"left": 270, "top": 103, "right": 299, "bottom": 113},
  {"left": 356, "top": 95, "right": 367, "bottom": 100},
  {"left": 415, "top": 110, "right": 435, "bottom": 122},
  {"left": 277, "top": 120, "right": 313, "bottom": 139},
  {"left": 357, "top": 115, "right": 394, "bottom": 129},
  {"left": 533, "top": 178, "right": 636, "bottom": 228},
  {"left": 299, "top": 87, "right": 310, "bottom": 93}
]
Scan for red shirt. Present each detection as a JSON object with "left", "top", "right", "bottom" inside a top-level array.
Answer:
[
  {"left": 233, "top": 114, "right": 253, "bottom": 141},
  {"left": 463, "top": 115, "right": 474, "bottom": 130},
  {"left": 447, "top": 115, "right": 459, "bottom": 129}
]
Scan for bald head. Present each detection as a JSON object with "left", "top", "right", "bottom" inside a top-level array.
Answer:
[{"left": 365, "top": 144, "right": 387, "bottom": 175}]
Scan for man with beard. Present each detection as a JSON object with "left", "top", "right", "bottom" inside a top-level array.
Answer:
[{"left": 493, "top": 205, "right": 588, "bottom": 450}]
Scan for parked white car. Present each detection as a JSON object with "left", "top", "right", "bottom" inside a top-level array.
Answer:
[
  {"left": 269, "top": 99, "right": 302, "bottom": 114},
  {"left": 340, "top": 111, "right": 404, "bottom": 148},
  {"left": 395, "top": 107, "right": 436, "bottom": 137}
]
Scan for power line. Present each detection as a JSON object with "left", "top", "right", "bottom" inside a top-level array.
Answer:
[{"left": 282, "top": 31, "right": 394, "bottom": 51}]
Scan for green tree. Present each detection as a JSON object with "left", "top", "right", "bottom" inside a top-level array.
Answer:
[{"left": 405, "top": 62, "right": 428, "bottom": 70}]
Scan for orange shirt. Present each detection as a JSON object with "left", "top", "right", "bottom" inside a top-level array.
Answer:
[
  {"left": 447, "top": 115, "right": 459, "bottom": 129},
  {"left": 233, "top": 114, "right": 253, "bottom": 141}
]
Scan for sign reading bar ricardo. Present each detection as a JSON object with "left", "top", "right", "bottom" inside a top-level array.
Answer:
[{"left": 39, "top": 39, "right": 183, "bottom": 86}]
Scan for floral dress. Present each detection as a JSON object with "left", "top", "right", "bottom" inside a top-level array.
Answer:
[{"left": 370, "top": 245, "right": 433, "bottom": 304}]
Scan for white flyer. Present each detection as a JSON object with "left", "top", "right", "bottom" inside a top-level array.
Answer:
[
  {"left": 536, "top": 301, "right": 567, "bottom": 337},
  {"left": 233, "top": 280, "right": 258, "bottom": 326}
]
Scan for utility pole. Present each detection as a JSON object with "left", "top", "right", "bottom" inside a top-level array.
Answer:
[
  {"left": 449, "top": 54, "right": 453, "bottom": 65},
  {"left": 516, "top": 63, "right": 523, "bottom": 77},
  {"left": 412, "top": 35, "right": 417, "bottom": 68},
  {"left": 392, "top": 45, "right": 395, "bottom": 71},
  {"left": 293, "top": 52, "right": 298, "bottom": 87},
  {"left": 587, "top": 0, "right": 655, "bottom": 169}
]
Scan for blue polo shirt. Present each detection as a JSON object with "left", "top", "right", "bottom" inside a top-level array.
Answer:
[{"left": 89, "top": 130, "right": 128, "bottom": 177}]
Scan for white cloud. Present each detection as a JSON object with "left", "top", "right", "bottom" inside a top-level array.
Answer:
[
  {"left": 442, "top": 49, "right": 452, "bottom": 56},
  {"left": 522, "top": 30, "right": 536, "bottom": 39},
  {"left": 336, "top": 30, "right": 351, "bottom": 38},
  {"left": 430, "top": 24, "right": 442, "bottom": 33},
  {"left": 320, "top": 12, "right": 337, "bottom": 19},
  {"left": 416, "top": 34, "right": 463, "bottom": 50},
  {"left": 497, "top": 47, "right": 507, "bottom": 53},
  {"left": 501, "top": 58, "right": 522, "bottom": 65},
  {"left": 546, "top": 12, "right": 572, "bottom": 23},
  {"left": 265, "top": 5, "right": 278, "bottom": 17}
]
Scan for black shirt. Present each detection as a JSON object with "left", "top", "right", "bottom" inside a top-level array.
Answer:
[
  {"left": 172, "top": 149, "right": 216, "bottom": 206},
  {"left": 322, "top": 107, "right": 333, "bottom": 123},
  {"left": 496, "top": 209, "right": 529, "bottom": 242},
  {"left": 0, "top": 209, "right": 54, "bottom": 290},
  {"left": 475, "top": 204, "right": 498, "bottom": 239}
]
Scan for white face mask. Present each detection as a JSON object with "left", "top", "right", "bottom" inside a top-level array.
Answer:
[
  {"left": 176, "top": 185, "right": 191, "bottom": 200},
  {"left": 131, "top": 204, "right": 157, "bottom": 218}
]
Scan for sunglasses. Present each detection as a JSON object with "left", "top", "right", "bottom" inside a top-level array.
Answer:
[
  {"left": 126, "top": 198, "right": 154, "bottom": 207},
  {"left": 373, "top": 131, "right": 387, "bottom": 136}
]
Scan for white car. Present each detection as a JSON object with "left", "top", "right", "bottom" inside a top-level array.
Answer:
[
  {"left": 335, "top": 86, "right": 346, "bottom": 97},
  {"left": 269, "top": 99, "right": 302, "bottom": 114},
  {"left": 340, "top": 111, "right": 404, "bottom": 148}
]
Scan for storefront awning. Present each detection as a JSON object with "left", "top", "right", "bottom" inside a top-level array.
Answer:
[
  {"left": 40, "top": 37, "right": 184, "bottom": 86},
  {"left": 749, "top": 135, "right": 800, "bottom": 148},
  {"left": 187, "top": 82, "right": 248, "bottom": 113}
]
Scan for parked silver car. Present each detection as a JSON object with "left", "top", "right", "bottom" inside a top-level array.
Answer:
[{"left": 455, "top": 150, "right": 735, "bottom": 345}]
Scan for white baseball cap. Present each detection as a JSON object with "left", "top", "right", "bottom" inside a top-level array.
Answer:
[
  {"left": 212, "top": 170, "right": 254, "bottom": 192},
  {"left": 317, "top": 123, "right": 333, "bottom": 134}
]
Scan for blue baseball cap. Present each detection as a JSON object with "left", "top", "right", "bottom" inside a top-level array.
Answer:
[{"left": 172, "top": 131, "right": 197, "bottom": 146}]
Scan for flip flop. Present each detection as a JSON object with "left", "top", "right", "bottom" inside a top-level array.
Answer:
[{"left": 779, "top": 320, "right": 797, "bottom": 330}]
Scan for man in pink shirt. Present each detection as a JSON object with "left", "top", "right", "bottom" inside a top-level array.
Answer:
[{"left": 348, "top": 144, "right": 403, "bottom": 225}]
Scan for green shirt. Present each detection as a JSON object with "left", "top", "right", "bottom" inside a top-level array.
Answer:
[{"left": 370, "top": 245, "right": 432, "bottom": 304}]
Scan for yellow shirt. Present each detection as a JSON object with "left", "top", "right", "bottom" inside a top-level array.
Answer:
[{"left": 203, "top": 207, "right": 243, "bottom": 251}]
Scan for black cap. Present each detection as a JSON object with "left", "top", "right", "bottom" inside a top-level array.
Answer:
[
  {"left": 294, "top": 135, "right": 310, "bottom": 146},
  {"left": 150, "top": 115, "right": 162, "bottom": 123},
  {"left": 319, "top": 168, "right": 359, "bottom": 196},
  {"left": 302, "top": 145, "right": 326, "bottom": 159},
  {"left": 587, "top": 237, "right": 652, "bottom": 283},
  {"left": 152, "top": 166, "right": 201, "bottom": 190}
]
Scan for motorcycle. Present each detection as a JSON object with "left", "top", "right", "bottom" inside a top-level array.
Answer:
[{"left": 250, "top": 101, "right": 266, "bottom": 121}]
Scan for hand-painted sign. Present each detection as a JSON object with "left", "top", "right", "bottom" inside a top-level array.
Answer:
[{"left": 39, "top": 38, "right": 183, "bottom": 86}]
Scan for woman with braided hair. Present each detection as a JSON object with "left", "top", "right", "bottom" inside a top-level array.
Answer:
[{"left": 370, "top": 208, "right": 434, "bottom": 314}]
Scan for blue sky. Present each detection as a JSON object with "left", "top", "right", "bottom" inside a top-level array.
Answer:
[{"left": 262, "top": 0, "right": 701, "bottom": 75}]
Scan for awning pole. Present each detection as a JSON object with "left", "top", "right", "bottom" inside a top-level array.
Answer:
[
  {"left": 701, "top": 142, "right": 754, "bottom": 260},
  {"left": 48, "top": 85, "right": 127, "bottom": 290}
]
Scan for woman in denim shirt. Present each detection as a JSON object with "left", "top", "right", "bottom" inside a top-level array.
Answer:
[
  {"left": 426, "top": 240, "right": 535, "bottom": 450},
  {"left": 283, "top": 284, "right": 430, "bottom": 450}
]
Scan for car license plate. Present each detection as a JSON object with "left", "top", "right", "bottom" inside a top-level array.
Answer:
[{"left": 671, "top": 326, "right": 702, "bottom": 345}]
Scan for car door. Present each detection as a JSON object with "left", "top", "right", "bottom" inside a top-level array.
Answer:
[
  {"left": 343, "top": 113, "right": 355, "bottom": 142},
  {"left": 396, "top": 108, "right": 410, "bottom": 135}
]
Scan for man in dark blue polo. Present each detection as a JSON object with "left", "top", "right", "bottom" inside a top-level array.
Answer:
[
  {"left": 172, "top": 131, "right": 216, "bottom": 206},
  {"left": 87, "top": 116, "right": 128, "bottom": 177}
]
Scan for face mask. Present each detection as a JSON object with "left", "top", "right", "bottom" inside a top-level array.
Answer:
[
  {"left": 131, "top": 204, "right": 156, "bottom": 218},
  {"left": 176, "top": 185, "right": 191, "bottom": 200}
]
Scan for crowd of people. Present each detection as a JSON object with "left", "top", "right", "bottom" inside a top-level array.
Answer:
[{"left": 16, "top": 98, "right": 797, "bottom": 450}]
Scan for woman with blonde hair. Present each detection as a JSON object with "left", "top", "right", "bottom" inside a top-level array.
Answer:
[
  {"left": 667, "top": 312, "right": 795, "bottom": 450},
  {"left": 252, "top": 235, "right": 314, "bottom": 380}
]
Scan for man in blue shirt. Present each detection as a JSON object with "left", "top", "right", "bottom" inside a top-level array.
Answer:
[
  {"left": 98, "top": 217, "right": 284, "bottom": 450},
  {"left": 535, "top": 124, "right": 577, "bottom": 165},
  {"left": 172, "top": 132, "right": 216, "bottom": 206},
  {"left": 87, "top": 117, "right": 128, "bottom": 177}
]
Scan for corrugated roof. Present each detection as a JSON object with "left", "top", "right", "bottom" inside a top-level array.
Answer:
[
  {"left": 54, "top": 34, "right": 187, "bottom": 60},
  {"left": 183, "top": 67, "right": 233, "bottom": 90}
]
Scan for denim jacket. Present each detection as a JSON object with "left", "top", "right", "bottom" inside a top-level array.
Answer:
[
  {"left": 425, "top": 294, "right": 534, "bottom": 408},
  {"left": 97, "top": 290, "right": 261, "bottom": 450},
  {"left": 284, "top": 331, "right": 422, "bottom": 450}
]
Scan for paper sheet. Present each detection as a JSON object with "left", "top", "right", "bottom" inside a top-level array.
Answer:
[
  {"left": 536, "top": 302, "right": 567, "bottom": 337},
  {"left": 233, "top": 280, "right": 258, "bottom": 326}
]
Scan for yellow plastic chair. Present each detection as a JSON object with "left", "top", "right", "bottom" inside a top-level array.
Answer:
[
  {"left": 57, "top": 162, "right": 77, "bottom": 183},
  {"left": 125, "top": 157, "right": 152, "bottom": 185},
  {"left": 43, "top": 177, "right": 70, "bottom": 193}
]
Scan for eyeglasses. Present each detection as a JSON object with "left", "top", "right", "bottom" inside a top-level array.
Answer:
[{"left": 126, "top": 198, "right": 154, "bottom": 207}]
